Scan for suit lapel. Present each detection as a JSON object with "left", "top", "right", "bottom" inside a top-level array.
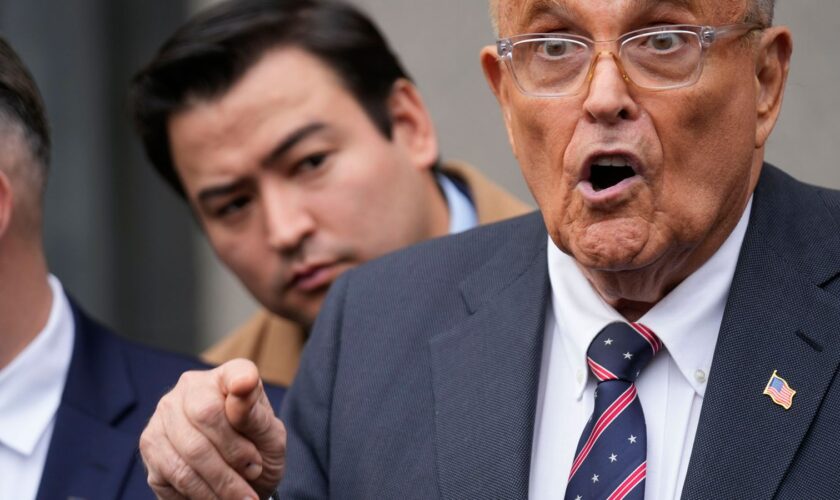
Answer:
[
  {"left": 36, "top": 406, "right": 139, "bottom": 500},
  {"left": 681, "top": 166, "right": 840, "bottom": 499},
  {"left": 430, "top": 214, "right": 550, "bottom": 499},
  {"left": 36, "top": 305, "right": 140, "bottom": 500}
]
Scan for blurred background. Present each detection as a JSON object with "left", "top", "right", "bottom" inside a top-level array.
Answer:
[{"left": 0, "top": 0, "right": 837, "bottom": 354}]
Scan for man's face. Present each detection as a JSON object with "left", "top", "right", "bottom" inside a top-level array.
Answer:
[
  {"left": 484, "top": 0, "right": 790, "bottom": 305},
  {"left": 168, "top": 48, "right": 441, "bottom": 327}
]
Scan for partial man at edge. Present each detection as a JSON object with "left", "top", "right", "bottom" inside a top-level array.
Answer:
[{"left": 0, "top": 36, "right": 271, "bottom": 500}]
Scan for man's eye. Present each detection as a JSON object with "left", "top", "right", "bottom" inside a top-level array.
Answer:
[
  {"left": 297, "top": 153, "right": 328, "bottom": 172},
  {"left": 645, "top": 32, "right": 685, "bottom": 52},
  {"left": 539, "top": 39, "right": 573, "bottom": 58},
  {"left": 216, "top": 196, "right": 251, "bottom": 218}
]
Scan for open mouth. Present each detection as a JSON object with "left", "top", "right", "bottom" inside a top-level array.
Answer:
[{"left": 588, "top": 155, "right": 638, "bottom": 192}]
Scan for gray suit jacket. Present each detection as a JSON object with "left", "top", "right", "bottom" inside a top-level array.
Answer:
[{"left": 280, "top": 164, "right": 840, "bottom": 499}]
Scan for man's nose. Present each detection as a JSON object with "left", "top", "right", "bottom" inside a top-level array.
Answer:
[
  {"left": 582, "top": 52, "right": 639, "bottom": 124},
  {"left": 262, "top": 185, "right": 316, "bottom": 253}
]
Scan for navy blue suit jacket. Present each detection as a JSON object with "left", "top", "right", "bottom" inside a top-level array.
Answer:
[
  {"left": 35, "top": 304, "right": 286, "bottom": 499},
  {"left": 280, "top": 165, "right": 840, "bottom": 499}
]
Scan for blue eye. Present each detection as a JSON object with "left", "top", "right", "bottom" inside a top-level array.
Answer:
[
  {"left": 644, "top": 32, "right": 686, "bottom": 52},
  {"left": 540, "top": 39, "right": 573, "bottom": 58}
]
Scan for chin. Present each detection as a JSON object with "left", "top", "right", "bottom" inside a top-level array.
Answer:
[{"left": 562, "top": 219, "right": 651, "bottom": 267}]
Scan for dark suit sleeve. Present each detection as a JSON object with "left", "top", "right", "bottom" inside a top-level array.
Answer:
[{"left": 279, "top": 273, "right": 350, "bottom": 498}]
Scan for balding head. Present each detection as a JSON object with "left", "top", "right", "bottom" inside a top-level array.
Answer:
[{"left": 0, "top": 36, "right": 50, "bottom": 240}]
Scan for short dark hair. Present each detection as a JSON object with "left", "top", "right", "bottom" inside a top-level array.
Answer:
[
  {"left": 0, "top": 36, "right": 50, "bottom": 179},
  {"left": 130, "top": 0, "right": 410, "bottom": 198}
]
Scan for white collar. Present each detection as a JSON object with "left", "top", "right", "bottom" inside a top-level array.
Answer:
[
  {"left": 438, "top": 172, "right": 478, "bottom": 234},
  {"left": 0, "top": 275, "right": 75, "bottom": 455},
  {"left": 549, "top": 198, "right": 753, "bottom": 399}
]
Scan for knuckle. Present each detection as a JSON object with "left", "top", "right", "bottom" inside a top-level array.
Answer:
[
  {"left": 138, "top": 429, "right": 155, "bottom": 457},
  {"left": 224, "top": 440, "right": 257, "bottom": 468},
  {"left": 180, "top": 433, "right": 211, "bottom": 463},
  {"left": 169, "top": 457, "right": 201, "bottom": 492},
  {"left": 185, "top": 396, "right": 223, "bottom": 427},
  {"left": 155, "top": 391, "right": 175, "bottom": 415},
  {"left": 175, "top": 371, "right": 192, "bottom": 389}
]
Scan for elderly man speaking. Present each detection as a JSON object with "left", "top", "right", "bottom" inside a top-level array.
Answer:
[{"left": 141, "top": 0, "right": 840, "bottom": 498}]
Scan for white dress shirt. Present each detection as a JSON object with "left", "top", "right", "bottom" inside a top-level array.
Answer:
[
  {"left": 438, "top": 172, "right": 479, "bottom": 234},
  {"left": 529, "top": 199, "right": 752, "bottom": 500},
  {"left": 0, "top": 276, "right": 75, "bottom": 500}
]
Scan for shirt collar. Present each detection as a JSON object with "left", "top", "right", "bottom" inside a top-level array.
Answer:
[
  {"left": 438, "top": 172, "right": 478, "bottom": 234},
  {"left": 548, "top": 198, "right": 753, "bottom": 399},
  {"left": 0, "top": 275, "right": 75, "bottom": 455}
]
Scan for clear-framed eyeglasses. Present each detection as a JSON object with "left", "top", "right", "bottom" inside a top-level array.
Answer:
[{"left": 496, "top": 23, "right": 763, "bottom": 98}]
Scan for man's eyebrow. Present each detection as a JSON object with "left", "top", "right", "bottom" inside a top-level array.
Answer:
[
  {"left": 260, "top": 122, "right": 328, "bottom": 168},
  {"left": 515, "top": 0, "right": 574, "bottom": 32},
  {"left": 197, "top": 180, "right": 247, "bottom": 205},
  {"left": 630, "top": 0, "right": 695, "bottom": 13}
]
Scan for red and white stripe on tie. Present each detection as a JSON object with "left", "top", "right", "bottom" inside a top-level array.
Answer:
[
  {"left": 630, "top": 322, "right": 662, "bottom": 355},
  {"left": 567, "top": 385, "right": 638, "bottom": 481},
  {"left": 587, "top": 356, "right": 618, "bottom": 381},
  {"left": 607, "top": 461, "right": 647, "bottom": 500}
]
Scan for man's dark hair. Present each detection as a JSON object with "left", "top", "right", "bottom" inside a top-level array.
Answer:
[
  {"left": 0, "top": 37, "right": 51, "bottom": 179},
  {"left": 130, "top": 0, "right": 411, "bottom": 198}
]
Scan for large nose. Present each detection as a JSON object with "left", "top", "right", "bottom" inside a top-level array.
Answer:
[
  {"left": 261, "top": 182, "right": 316, "bottom": 254},
  {"left": 582, "top": 52, "right": 640, "bottom": 124}
]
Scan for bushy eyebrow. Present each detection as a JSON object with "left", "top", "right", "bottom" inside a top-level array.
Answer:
[{"left": 260, "top": 122, "right": 327, "bottom": 168}]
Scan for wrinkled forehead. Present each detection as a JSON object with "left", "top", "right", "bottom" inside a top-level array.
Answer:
[{"left": 494, "top": 0, "right": 748, "bottom": 36}]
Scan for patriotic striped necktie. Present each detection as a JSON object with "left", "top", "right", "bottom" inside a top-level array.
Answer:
[{"left": 565, "top": 322, "right": 661, "bottom": 500}]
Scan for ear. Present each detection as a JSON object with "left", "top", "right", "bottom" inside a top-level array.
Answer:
[
  {"left": 754, "top": 26, "right": 793, "bottom": 149},
  {"left": 387, "top": 78, "right": 439, "bottom": 172},
  {"left": 0, "top": 171, "right": 13, "bottom": 240},
  {"left": 480, "top": 45, "right": 519, "bottom": 158}
]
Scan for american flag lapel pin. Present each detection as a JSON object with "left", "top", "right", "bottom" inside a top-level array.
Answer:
[{"left": 763, "top": 370, "right": 796, "bottom": 410}]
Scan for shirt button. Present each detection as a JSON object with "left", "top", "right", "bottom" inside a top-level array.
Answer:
[
  {"left": 695, "top": 369, "right": 707, "bottom": 384},
  {"left": 576, "top": 369, "right": 585, "bottom": 384}
]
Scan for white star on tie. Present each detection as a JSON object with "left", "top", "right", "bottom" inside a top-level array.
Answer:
[
  {"left": 623, "top": 352, "right": 633, "bottom": 360},
  {"left": 609, "top": 453, "right": 618, "bottom": 463},
  {"left": 575, "top": 496, "right": 582, "bottom": 500},
  {"left": 604, "top": 338, "right": 613, "bottom": 346},
  {"left": 628, "top": 434, "right": 637, "bottom": 444},
  {"left": 592, "top": 474, "right": 599, "bottom": 483},
  {"left": 593, "top": 390, "right": 598, "bottom": 399}
]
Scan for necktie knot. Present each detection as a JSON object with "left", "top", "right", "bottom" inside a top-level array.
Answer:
[{"left": 587, "top": 322, "right": 661, "bottom": 383}]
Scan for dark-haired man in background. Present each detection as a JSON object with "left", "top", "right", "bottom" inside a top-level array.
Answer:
[
  {"left": 130, "top": 0, "right": 529, "bottom": 388},
  {"left": 0, "top": 35, "right": 216, "bottom": 500}
]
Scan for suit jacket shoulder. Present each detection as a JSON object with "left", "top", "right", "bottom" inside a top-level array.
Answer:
[
  {"left": 281, "top": 211, "right": 549, "bottom": 499},
  {"left": 36, "top": 303, "right": 210, "bottom": 500},
  {"left": 680, "top": 165, "right": 840, "bottom": 498}
]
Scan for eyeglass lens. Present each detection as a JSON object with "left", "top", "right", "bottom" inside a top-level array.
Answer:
[{"left": 510, "top": 29, "right": 704, "bottom": 96}]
